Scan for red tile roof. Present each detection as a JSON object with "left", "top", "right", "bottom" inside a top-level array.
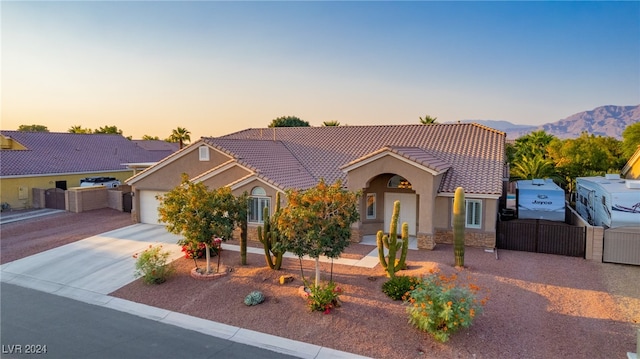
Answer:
[
  {"left": 208, "top": 123, "right": 505, "bottom": 195},
  {"left": 0, "top": 131, "right": 175, "bottom": 177}
]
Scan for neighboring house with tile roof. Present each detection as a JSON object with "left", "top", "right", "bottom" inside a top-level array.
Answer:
[
  {"left": 127, "top": 124, "right": 507, "bottom": 249},
  {"left": 0, "top": 131, "right": 177, "bottom": 210}
]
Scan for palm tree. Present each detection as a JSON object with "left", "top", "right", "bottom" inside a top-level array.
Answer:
[
  {"left": 322, "top": 121, "right": 340, "bottom": 126},
  {"left": 419, "top": 115, "right": 438, "bottom": 125},
  {"left": 510, "top": 155, "right": 560, "bottom": 182},
  {"left": 68, "top": 125, "right": 92, "bottom": 134},
  {"left": 168, "top": 127, "right": 191, "bottom": 149}
]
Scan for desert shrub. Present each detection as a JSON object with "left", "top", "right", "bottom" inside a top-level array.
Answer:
[
  {"left": 133, "top": 244, "right": 174, "bottom": 284},
  {"left": 406, "top": 270, "right": 486, "bottom": 342},
  {"left": 382, "top": 275, "right": 420, "bottom": 300}
]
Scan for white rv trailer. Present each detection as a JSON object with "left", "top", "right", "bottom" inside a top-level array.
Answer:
[
  {"left": 576, "top": 174, "right": 640, "bottom": 228},
  {"left": 515, "top": 179, "right": 566, "bottom": 221}
]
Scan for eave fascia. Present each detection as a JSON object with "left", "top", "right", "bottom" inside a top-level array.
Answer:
[
  {"left": 438, "top": 192, "right": 501, "bottom": 200},
  {"left": 1, "top": 169, "right": 132, "bottom": 179}
]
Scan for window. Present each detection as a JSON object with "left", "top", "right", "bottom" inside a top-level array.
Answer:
[
  {"left": 366, "top": 193, "right": 376, "bottom": 219},
  {"left": 451, "top": 198, "right": 482, "bottom": 229},
  {"left": 199, "top": 146, "right": 210, "bottom": 161},
  {"left": 465, "top": 199, "right": 482, "bottom": 229},
  {"left": 248, "top": 187, "right": 270, "bottom": 224},
  {"left": 387, "top": 175, "right": 412, "bottom": 189}
]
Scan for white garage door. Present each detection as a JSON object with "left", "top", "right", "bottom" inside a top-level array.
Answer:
[
  {"left": 384, "top": 192, "right": 417, "bottom": 236},
  {"left": 139, "top": 190, "right": 167, "bottom": 224}
]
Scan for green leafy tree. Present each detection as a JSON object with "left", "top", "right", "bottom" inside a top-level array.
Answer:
[
  {"left": 167, "top": 127, "right": 191, "bottom": 149},
  {"left": 322, "top": 121, "right": 340, "bottom": 126},
  {"left": 419, "top": 115, "right": 438, "bottom": 125},
  {"left": 268, "top": 116, "right": 310, "bottom": 128},
  {"left": 157, "top": 174, "right": 243, "bottom": 274},
  {"left": 547, "top": 132, "right": 624, "bottom": 192},
  {"left": 621, "top": 122, "right": 640, "bottom": 159},
  {"left": 276, "top": 179, "right": 360, "bottom": 287},
  {"left": 17, "top": 124, "right": 49, "bottom": 132},
  {"left": 68, "top": 125, "right": 93, "bottom": 134},
  {"left": 94, "top": 125, "right": 123, "bottom": 135},
  {"left": 142, "top": 135, "right": 160, "bottom": 140}
]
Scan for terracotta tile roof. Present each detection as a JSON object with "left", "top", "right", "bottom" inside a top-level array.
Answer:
[
  {"left": 0, "top": 131, "right": 175, "bottom": 177},
  {"left": 203, "top": 138, "right": 318, "bottom": 189},
  {"left": 208, "top": 123, "right": 505, "bottom": 195}
]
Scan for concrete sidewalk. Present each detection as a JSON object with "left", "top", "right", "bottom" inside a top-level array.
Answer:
[{"left": 0, "top": 224, "right": 371, "bottom": 359}]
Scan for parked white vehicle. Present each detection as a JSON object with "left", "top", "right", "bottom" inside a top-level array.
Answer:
[
  {"left": 79, "top": 176, "right": 121, "bottom": 188},
  {"left": 576, "top": 174, "right": 640, "bottom": 228},
  {"left": 516, "top": 178, "right": 566, "bottom": 221}
]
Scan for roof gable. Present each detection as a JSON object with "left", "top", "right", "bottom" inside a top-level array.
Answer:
[
  {"left": 341, "top": 146, "right": 451, "bottom": 175},
  {"left": 0, "top": 131, "right": 175, "bottom": 177}
]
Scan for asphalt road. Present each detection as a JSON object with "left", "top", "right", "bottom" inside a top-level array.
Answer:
[{"left": 0, "top": 283, "right": 296, "bottom": 359}]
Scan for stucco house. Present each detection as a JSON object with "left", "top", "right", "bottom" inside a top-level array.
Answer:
[
  {"left": 127, "top": 124, "right": 506, "bottom": 250},
  {"left": 0, "top": 131, "right": 177, "bottom": 210}
]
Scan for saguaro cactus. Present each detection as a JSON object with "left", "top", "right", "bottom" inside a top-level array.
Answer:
[
  {"left": 377, "top": 200, "right": 409, "bottom": 278},
  {"left": 453, "top": 187, "right": 466, "bottom": 267},
  {"left": 258, "top": 192, "right": 284, "bottom": 270}
]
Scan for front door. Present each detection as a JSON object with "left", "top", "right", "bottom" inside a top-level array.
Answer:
[{"left": 384, "top": 192, "right": 417, "bottom": 236}]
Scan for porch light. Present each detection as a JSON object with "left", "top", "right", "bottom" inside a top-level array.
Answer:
[{"left": 398, "top": 180, "right": 412, "bottom": 189}]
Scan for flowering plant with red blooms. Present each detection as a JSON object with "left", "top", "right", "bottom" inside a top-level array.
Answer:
[
  {"left": 306, "top": 281, "right": 343, "bottom": 314},
  {"left": 181, "top": 241, "right": 219, "bottom": 259}
]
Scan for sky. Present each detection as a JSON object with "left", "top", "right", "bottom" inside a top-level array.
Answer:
[{"left": 2, "top": 1, "right": 639, "bottom": 140}]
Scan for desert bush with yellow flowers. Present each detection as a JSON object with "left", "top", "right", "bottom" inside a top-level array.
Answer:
[{"left": 405, "top": 270, "right": 486, "bottom": 342}]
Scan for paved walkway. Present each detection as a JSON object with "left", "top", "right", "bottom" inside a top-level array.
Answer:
[{"left": 0, "top": 224, "right": 373, "bottom": 359}]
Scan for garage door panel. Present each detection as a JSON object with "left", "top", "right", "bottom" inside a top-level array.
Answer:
[{"left": 140, "top": 190, "right": 166, "bottom": 224}]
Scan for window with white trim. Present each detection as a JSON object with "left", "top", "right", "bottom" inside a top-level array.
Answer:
[
  {"left": 451, "top": 198, "right": 483, "bottom": 229},
  {"left": 465, "top": 199, "right": 482, "bottom": 229},
  {"left": 199, "top": 146, "right": 210, "bottom": 161},
  {"left": 248, "top": 187, "right": 270, "bottom": 224},
  {"left": 366, "top": 193, "right": 376, "bottom": 219}
]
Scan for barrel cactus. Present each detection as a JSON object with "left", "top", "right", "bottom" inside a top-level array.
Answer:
[
  {"left": 377, "top": 200, "right": 409, "bottom": 278},
  {"left": 453, "top": 187, "right": 466, "bottom": 267},
  {"left": 244, "top": 290, "right": 265, "bottom": 306}
]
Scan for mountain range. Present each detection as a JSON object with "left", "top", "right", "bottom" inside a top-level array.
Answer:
[{"left": 456, "top": 105, "right": 640, "bottom": 140}]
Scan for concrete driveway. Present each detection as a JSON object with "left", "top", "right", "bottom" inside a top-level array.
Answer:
[{"left": 1, "top": 224, "right": 183, "bottom": 298}]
